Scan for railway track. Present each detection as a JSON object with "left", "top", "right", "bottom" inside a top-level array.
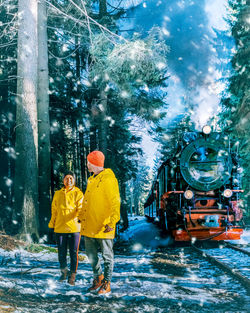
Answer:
[
  {"left": 191, "top": 243, "right": 250, "bottom": 291},
  {"left": 224, "top": 242, "right": 250, "bottom": 256}
]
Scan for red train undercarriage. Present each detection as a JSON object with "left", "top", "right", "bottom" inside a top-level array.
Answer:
[
  {"left": 173, "top": 227, "right": 243, "bottom": 241},
  {"left": 161, "top": 191, "right": 244, "bottom": 241}
]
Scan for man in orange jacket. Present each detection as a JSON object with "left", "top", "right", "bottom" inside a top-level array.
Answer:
[
  {"left": 49, "top": 172, "right": 83, "bottom": 285},
  {"left": 79, "top": 151, "right": 120, "bottom": 294}
]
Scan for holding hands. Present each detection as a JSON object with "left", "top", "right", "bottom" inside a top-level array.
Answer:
[{"left": 103, "top": 224, "right": 114, "bottom": 233}]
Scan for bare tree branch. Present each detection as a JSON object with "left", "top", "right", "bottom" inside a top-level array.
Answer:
[{"left": 46, "top": 0, "right": 128, "bottom": 43}]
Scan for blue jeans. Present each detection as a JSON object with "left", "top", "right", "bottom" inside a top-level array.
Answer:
[
  {"left": 84, "top": 237, "right": 114, "bottom": 281},
  {"left": 56, "top": 233, "right": 81, "bottom": 273}
]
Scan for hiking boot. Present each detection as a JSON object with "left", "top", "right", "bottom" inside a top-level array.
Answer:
[
  {"left": 68, "top": 272, "right": 76, "bottom": 286},
  {"left": 88, "top": 274, "right": 104, "bottom": 292},
  {"left": 59, "top": 268, "right": 68, "bottom": 282},
  {"left": 97, "top": 280, "right": 111, "bottom": 295}
]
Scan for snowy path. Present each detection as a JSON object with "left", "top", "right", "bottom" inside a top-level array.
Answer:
[{"left": 0, "top": 217, "right": 249, "bottom": 312}]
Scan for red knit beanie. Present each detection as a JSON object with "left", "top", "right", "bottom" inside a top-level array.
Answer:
[{"left": 87, "top": 151, "right": 105, "bottom": 167}]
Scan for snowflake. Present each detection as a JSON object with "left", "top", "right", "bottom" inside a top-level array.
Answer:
[{"left": 121, "top": 91, "right": 129, "bottom": 98}]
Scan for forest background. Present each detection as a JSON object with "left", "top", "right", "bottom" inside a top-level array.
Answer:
[{"left": 0, "top": 0, "right": 249, "bottom": 241}]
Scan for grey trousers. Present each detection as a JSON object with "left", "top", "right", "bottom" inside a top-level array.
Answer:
[{"left": 84, "top": 237, "right": 114, "bottom": 281}]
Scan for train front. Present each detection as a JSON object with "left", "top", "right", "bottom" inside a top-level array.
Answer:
[{"left": 172, "top": 126, "right": 244, "bottom": 241}]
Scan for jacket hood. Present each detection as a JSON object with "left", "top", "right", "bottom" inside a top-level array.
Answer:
[
  {"left": 102, "top": 168, "right": 116, "bottom": 178},
  {"left": 90, "top": 168, "right": 116, "bottom": 179}
]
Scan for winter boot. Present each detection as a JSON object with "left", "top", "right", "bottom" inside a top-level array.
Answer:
[
  {"left": 59, "top": 268, "right": 68, "bottom": 282},
  {"left": 88, "top": 274, "right": 104, "bottom": 292},
  {"left": 97, "top": 280, "right": 111, "bottom": 295},
  {"left": 68, "top": 272, "right": 76, "bottom": 286}
]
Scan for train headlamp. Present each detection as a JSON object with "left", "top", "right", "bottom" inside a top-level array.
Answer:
[
  {"left": 222, "top": 189, "right": 233, "bottom": 198},
  {"left": 202, "top": 125, "right": 212, "bottom": 135},
  {"left": 184, "top": 190, "right": 194, "bottom": 200}
]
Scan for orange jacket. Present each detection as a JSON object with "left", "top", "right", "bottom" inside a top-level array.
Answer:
[
  {"left": 79, "top": 169, "right": 120, "bottom": 239},
  {"left": 48, "top": 186, "right": 83, "bottom": 233}
]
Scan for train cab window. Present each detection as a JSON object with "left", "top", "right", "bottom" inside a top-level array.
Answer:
[{"left": 189, "top": 147, "right": 226, "bottom": 183}]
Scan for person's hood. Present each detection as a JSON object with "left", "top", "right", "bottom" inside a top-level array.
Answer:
[{"left": 90, "top": 168, "right": 116, "bottom": 181}]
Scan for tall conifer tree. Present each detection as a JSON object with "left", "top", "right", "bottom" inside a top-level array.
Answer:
[
  {"left": 222, "top": 0, "right": 250, "bottom": 215},
  {"left": 15, "top": 0, "right": 39, "bottom": 240}
]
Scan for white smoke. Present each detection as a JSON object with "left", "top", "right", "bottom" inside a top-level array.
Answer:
[{"left": 190, "top": 68, "right": 226, "bottom": 130}]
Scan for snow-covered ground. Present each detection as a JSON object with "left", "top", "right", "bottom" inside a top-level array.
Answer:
[{"left": 0, "top": 217, "right": 249, "bottom": 312}]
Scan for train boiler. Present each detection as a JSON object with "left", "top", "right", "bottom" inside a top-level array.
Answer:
[{"left": 144, "top": 126, "right": 244, "bottom": 241}]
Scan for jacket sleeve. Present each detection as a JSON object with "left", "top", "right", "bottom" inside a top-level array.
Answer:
[
  {"left": 76, "top": 189, "right": 84, "bottom": 218},
  {"left": 48, "top": 191, "right": 58, "bottom": 228},
  {"left": 105, "top": 177, "right": 121, "bottom": 229}
]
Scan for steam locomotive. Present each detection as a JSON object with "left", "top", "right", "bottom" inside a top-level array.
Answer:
[{"left": 144, "top": 126, "right": 244, "bottom": 241}]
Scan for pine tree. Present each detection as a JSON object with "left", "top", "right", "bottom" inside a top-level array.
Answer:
[
  {"left": 129, "top": 161, "right": 152, "bottom": 216},
  {"left": 14, "top": 0, "right": 39, "bottom": 240},
  {"left": 156, "top": 114, "right": 195, "bottom": 163},
  {"left": 38, "top": 0, "right": 51, "bottom": 234},
  {"left": 0, "top": 0, "right": 18, "bottom": 232},
  {"left": 0, "top": 0, "right": 170, "bottom": 235},
  {"left": 87, "top": 28, "right": 168, "bottom": 153},
  {"left": 221, "top": 0, "right": 250, "bottom": 215}
]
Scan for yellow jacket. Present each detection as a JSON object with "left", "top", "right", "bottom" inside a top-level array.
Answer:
[
  {"left": 48, "top": 186, "right": 83, "bottom": 233},
  {"left": 79, "top": 169, "right": 120, "bottom": 239}
]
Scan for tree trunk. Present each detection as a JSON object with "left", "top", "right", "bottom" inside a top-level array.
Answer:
[
  {"left": 79, "top": 130, "right": 87, "bottom": 189},
  {"left": 75, "top": 34, "right": 87, "bottom": 189},
  {"left": 37, "top": 0, "right": 51, "bottom": 235},
  {"left": 0, "top": 79, "right": 13, "bottom": 232},
  {"left": 120, "top": 182, "right": 128, "bottom": 230},
  {"left": 98, "top": 88, "right": 108, "bottom": 155},
  {"left": 87, "top": 97, "right": 98, "bottom": 151},
  {"left": 99, "top": 0, "right": 107, "bottom": 17},
  {"left": 15, "top": 0, "right": 39, "bottom": 241}
]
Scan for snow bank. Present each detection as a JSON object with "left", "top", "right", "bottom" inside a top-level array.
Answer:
[{"left": 119, "top": 216, "right": 173, "bottom": 250}]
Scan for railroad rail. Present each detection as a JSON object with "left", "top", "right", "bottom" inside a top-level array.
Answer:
[
  {"left": 191, "top": 243, "right": 250, "bottom": 291},
  {"left": 224, "top": 242, "right": 250, "bottom": 256}
]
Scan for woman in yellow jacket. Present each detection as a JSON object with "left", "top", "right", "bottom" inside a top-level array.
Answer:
[
  {"left": 48, "top": 172, "right": 83, "bottom": 285},
  {"left": 79, "top": 151, "right": 120, "bottom": 294}
]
